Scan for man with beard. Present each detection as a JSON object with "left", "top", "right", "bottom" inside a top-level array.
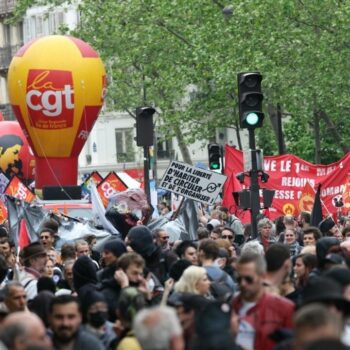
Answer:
[
  {"left": 0, "top": 135, "right": 24, "bottom": 178},
  {"left": 19, "top": 242, "right": 48, "bottom": 300},
  {"left": 232, "top": 252, "right": 294, "bottom": 350},
  {"left": 49, "top": 295, "right": 104, "bottom": 350}
]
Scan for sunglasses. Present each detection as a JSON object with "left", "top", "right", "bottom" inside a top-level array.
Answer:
[
  {"left": 237, "top": 275, "right": 255, "bottom": 284},
  {"left": 222, "top": 235, "right": 233, "bottom": 239},
  {"left": 160, "top": 236, "right": 169, "bottom": 240}
]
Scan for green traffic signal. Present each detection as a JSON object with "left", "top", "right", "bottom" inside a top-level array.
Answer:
[
  {"left": 246, "top": 112, "right": 259, "bottom": 126},
  {"left": 208, "top": 143, "right": 222, "bottom": 171}
]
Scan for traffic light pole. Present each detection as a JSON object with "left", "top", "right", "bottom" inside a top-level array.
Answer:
[
  {"left": 143, "top": 146, "right": 151, "bottom": 204},
  {"left": 249, "top": 129, "right": 260, "bottom": 239}
]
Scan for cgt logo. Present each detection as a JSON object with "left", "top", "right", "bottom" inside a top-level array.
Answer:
[{"left": 26, "top": 69, "right": 74, "bottom": 129}]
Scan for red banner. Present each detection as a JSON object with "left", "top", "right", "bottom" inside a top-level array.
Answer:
[
  {"left": 4, "top": 175, "right": 35, "bottom": 203},
  {"left": 97, "top": 172, "right": 128, "bottom": 208},
  {"left": 222, "top": 146, "right": 350, "bottom": 223}
]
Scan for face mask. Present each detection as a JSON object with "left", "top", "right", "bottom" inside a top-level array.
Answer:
[{"left": 88, "top": 311, "right": 108, "bottom": 328}]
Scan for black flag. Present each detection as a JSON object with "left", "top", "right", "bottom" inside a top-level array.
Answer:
[{"left": 311, "top": 184, "right": 323, "bottom": 227}]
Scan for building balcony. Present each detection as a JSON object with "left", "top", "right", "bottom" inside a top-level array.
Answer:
[
  {"left": 0, "top": 43, "right": 22, "bottom": 72},
  {"left": 0, "top": 0, "right": 16, "bottom": 16}
]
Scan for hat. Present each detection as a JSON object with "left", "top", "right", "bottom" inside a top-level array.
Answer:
[
  {"left": 127, "top": 225, "right": 157, "bottom": 257},
  {"left": 324, "top": 268, "right": 350, "bottom": 287},
  {"left": 316, "top": 237, "right": 340, "bottom": 265},
  {"left": 207, "top": 219, "right": 221, "bottom": 231},
  {"left": 73, "top": 256, "right": 98, "bottom": 292},
  {"left": 22, "top": 242, "right": 46, "bottom": 261},
  {"left": 319, "top": 217, "right": 336, "bottom": 234},
  {"left": 103, "top": 239, "right": 127, "bottom": 258},
  {"left": 302, "top": 276, "right": 350, "bottom": 314},
  {"left": 324, "top": 253, "right": 345, "bottom": 266}
]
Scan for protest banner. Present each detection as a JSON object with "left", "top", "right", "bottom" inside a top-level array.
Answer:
[
  {"left": 81, "top": 171, "right": 103, "bottom": 199},
  {"left": 223, "top": 145, "right": 350, "bottom": 222},
  {"left": 4, "top": 175, "right": 35, "bottom": 203},
  {"left": 159, "top": 160, "right": 227, "bottom": 205},
  {"left": 97, "top": 172, "right": 128, "bottom": 208}
]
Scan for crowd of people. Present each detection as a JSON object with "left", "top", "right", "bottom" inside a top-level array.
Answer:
[{"left": 0, "top": 203, "right": 350, "bottom": 350}]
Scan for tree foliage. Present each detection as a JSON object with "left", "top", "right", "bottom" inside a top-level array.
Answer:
[{"left": 11, "top": 0, "right": 350, "bottom": 163}]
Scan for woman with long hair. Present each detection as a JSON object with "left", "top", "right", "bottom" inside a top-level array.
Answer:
[
  {"left": 174, "top": 266, "right": 211, "bottom": 297},
  {"left": 294, "top": 253, "right": 318, "bottom": 289}
]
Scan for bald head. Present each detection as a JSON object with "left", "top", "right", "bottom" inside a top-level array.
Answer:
[{"left": 0, "top": 312, "right": 51, "bottom": 350}]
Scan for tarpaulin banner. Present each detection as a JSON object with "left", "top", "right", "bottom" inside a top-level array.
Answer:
[
  {"left": 97, "top": 172, "right": 128, "bottom": 208},
  {"left": 222, "top": 146, "right": 350, "bottom": 223},
  {"left": 4, "top": 175, "right": 35, "bottom": 203}
]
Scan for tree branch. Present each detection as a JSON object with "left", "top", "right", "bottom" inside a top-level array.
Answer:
[{"left": 155, "top": 20, "right": 194, "bottom": 48}]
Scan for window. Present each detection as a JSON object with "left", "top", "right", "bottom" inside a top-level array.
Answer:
[
  {"left": 36, "top": 16, "right": 44, "bottom": 37},
  {"left": 157, "top": 137, "right": 173, "bottom": 159},
  {"left": 115, "top": 128, "right": 135, "bottom": 163}
]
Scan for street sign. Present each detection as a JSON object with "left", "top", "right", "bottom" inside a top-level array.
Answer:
[{"left": 159, "top": 160, "right": 227, "bottom": 205}]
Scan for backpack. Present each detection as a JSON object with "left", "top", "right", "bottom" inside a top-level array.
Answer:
[{"left": 207, "top": 270, "right": 234, "bottom": 303}]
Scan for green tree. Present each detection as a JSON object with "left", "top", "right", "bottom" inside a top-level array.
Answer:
[{"left": 11, "top": 0, "right": 350, "bottom": 164}]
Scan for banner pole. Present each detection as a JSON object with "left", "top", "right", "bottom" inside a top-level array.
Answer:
[{"left": 171, "top": 197, "right": 185, "bottom": 221}]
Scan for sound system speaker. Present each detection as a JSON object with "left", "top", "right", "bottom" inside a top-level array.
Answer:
[{"left": 43, "top": 186, "right": 82, "bottom": 200}]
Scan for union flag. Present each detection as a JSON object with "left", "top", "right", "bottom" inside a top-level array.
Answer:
[{"left": 298, "top": 181, "right": 315, "bottom": 214}]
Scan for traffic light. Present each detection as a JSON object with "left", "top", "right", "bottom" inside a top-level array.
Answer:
[
  {"left": 135, "top": 107, "right": 156, "bottom": 146},
  {"left": 237, "top": 72, "right": 264, "bottom": 129},
  {"left": 208, "top": 143, "right": 222, "bottom": 170}
]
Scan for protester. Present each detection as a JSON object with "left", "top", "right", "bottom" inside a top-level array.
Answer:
[
  {"left": 115, "top": 287, "right": 146, "bottom": 350},
  {"left": 284, "top": 228, "right": 302, "bottom": 257},
  {"left": 2, "top": 281, "right": 27, "bottom": 313},
  {"left": 49, "top": 295, "right": 105, "bottom": 350},
  {"left": 153, "top": 228, "right": 171, "bottom": 252},
  {"left": 293, "top": 303, "right": 344, "bottom": 349},
  {"left": 0, "top": 311, "right": 52, "bottom": 349},
  {"left": 233, "top": 252, "right": 294, "bottom": 350},
  {"left": 19, "top": 242, "right": 48, "bottom": 300},
  {"left": 263, "top": 243, "right": 291, "bottom": 295},
  {"left": 255, "top": 218, "right": 276, "bottom": 252},
  {"left": 97, "top": 239, "right": 127, "bottom": 281},
  {"left": 6, "top": 187, "right": 350, "bottom": 350},
  {"left": 127, "top": 225, "right": 177, "bottom": 284},
  {"left": 81, "top": 289, "right": 116, "bottom": 349},
  {"left": 294, "top": 253, "right": 318, "bottom": 290},
  {"left": 133, "top": 305, "right": 184, "bottom": 350},
  {"left": 174, "top": 266, "right": 211, "bottom": 298},
  {"left": 175, "top": 241, "right": 198, "bottom": 265},
  {"left": 39, "top": 227, "right": 56, "bottom": 251},
  {"left": 303, "top": 226, "right": 322, "bottom": 246},
  {"left": 198, "top": 239, "right": 235, "bottom": 299}
]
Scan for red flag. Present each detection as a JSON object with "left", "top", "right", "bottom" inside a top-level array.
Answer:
[
  {"left": 18, "top": 218, "right": 30, "bottom": 250},
  {"left": 4, "top": 176, "right": 35, "bottom": 203},
  {"left": 298, "top": 181, "right": 315, "bottom": 214}
]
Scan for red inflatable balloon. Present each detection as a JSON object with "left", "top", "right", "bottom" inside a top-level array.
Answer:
[{"left": 0, "top": 121, "right": 35, "bottom": 182}]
